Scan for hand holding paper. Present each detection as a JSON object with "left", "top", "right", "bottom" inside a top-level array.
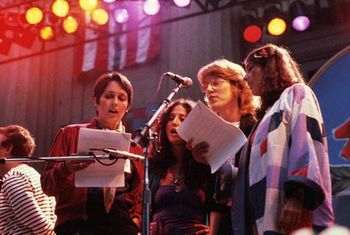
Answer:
[
  {"left": 75, "top": 128, "right": 132, "bottom": 187},
  {"left": 177, "top": 101, "right": 247, "bottom": 173}
]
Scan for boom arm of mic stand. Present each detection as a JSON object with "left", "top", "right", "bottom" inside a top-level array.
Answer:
[
  {"left": 133, "top": 83, "right": 183, "bottom": 235},
  {"left": 0, "top": 154, "right": 130, "bottom": 164}
]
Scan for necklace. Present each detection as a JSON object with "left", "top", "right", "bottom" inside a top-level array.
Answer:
[
  {"left": 173, "top": 175, "right": 184, "bottom": 192},
  {"left": 169, "top": 165, "right": 184, "bottom": 192}
]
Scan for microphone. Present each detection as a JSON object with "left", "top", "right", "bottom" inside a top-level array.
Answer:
[
  {"left": 89, "top": 148, "right": 144, "bottom": 161},
  {"left": 163, "top": 72, "right": 193, "bottom": 88}
]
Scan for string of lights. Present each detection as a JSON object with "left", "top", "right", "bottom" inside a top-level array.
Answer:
[
  {"left": 0, "top": 0, "right": 245, "bottom": 63},
  {"left": 1, "top": 0, "right": 349, "bottom": 62},
  {"left": 240, "top": 0, "right": 350, "bottom": 44}
]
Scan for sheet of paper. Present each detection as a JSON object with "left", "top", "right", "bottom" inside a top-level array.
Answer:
[
  {"left": 177, "top": 101, "right": 247, "bottom": 173},
  {"left": 75, "top": 128, "right": 131, "bottom": 187}
]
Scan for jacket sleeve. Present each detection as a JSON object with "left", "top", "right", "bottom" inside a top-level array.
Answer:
[
  {"left": 124, "top": 144, "right": 144, "bottom": 226},
  {"left": 40, "top": 126, "right": 78, "bottom": 196},
  {"left": 283, "top": 84, "right": 330, "bottom": 210}
]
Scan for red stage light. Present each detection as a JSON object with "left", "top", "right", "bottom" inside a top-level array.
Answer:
[
  {"left": 243, "top": 25, "right": 262, "bottom": 43},
  {"left": 241, "top": 14, "right": 262, "bottom": 43}
]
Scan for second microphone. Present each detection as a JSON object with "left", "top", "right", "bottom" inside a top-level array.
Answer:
[{"left": 163, "top": 72, "right": 193, "bottom": 88}]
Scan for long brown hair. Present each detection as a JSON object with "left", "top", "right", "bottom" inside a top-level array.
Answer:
[
  {"left": 244, "top": 44, "right": 304, "bottom": 118},
  {"left": 149, "top": 99, "right": 210, "bottom": 188}
]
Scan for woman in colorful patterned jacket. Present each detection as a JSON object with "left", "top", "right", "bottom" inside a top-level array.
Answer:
[{"left": 232, "top": 43, "right": 334, "bottom": 235}]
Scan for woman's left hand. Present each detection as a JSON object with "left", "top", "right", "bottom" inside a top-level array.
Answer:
[
  {"left": 187, "top": 138, "right": 209, "bottom": 165},
  {"left": 64, "top": 159, "right": 94, "bottom": 173},
  {"left": 132, "top": 217, "right": 140, "bottom": 230},
  {"left": 194, "top": 223, "right": 210, "bottom": 234}
]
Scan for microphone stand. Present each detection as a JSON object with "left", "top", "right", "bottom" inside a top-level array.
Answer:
[{"left": 134, "top": 82, "right": 185, "bottom": 235}]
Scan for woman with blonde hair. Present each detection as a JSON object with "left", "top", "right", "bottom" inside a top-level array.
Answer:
[
  {"left": 192, "top": 58, "right": 257, "bottom": 234},
  {"left": 197, "top": 58, "right": 256, "bottom": 137}
]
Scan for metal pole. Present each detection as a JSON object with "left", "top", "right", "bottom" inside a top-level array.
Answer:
[{"left": 134, "top": 82, "right": 184, "bottom": 235}]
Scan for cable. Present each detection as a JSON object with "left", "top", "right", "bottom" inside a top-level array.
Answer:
[{"left": 91, "top": 152, "right": 119, "bottom": 166}]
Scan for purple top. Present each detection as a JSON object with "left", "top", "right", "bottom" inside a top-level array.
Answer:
[{"left": 151, "top": 185, "right": 206, "bottom": 235}]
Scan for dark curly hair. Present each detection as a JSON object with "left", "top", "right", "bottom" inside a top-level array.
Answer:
[
  {"left": 0, "top": 125, "right": 36, "bottom": 157},
  {"left": 149, "top": 99, "right": 210, "bottom": 188},
  {"left": 244, "top": 43, "right": 305, "bottom": 119}
]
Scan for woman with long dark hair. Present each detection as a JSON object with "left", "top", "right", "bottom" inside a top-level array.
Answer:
[
  {"left": 233, "top": 43, "right": 334, "bottom": 234},
  {"left": 149, "top": 99, "right": 216, "bottom": 235}
]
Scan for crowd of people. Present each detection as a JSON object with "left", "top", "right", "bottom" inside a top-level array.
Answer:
[{"left": 0, "top": 43, "right": 340, "bottom": 234}]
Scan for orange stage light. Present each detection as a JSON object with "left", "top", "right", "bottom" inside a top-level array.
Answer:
[
  {"left": 265, "top": 6, "right": 287, "bottom": 36},
  {"left": 63, "top": 16, "right": 78, "bottom": 33},
  {"left": 79, "top": 0, "right": 98, "bottom": 12},
  {"left": 267, "top": 17, "right": 287, "bottom": 36},
  {"left": 52, "top": 0, "right": 70, "bottom": 17},
  {"left": 92, "top": 8, "right": 109, "bottom": 25},
  {"left": 25, "top": 7, "right": 43, "bottom": 25},
  {"left": 40, "top": 26, "right": 54, "bottom": 40}
]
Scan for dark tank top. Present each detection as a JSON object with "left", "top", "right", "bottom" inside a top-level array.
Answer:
[{"left": 152, "top": 185, "right": 206, "bottom": 235}]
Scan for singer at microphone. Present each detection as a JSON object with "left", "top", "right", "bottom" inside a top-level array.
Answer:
[{"left": 163, "top": 72, "right": 193, "bottom": 88}]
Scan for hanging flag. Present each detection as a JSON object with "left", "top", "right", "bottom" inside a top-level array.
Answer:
[{"left": 74, "top": 2, "right": 160, "bottom": 75}]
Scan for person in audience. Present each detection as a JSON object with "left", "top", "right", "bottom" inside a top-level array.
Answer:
[
  {"left": 192, "top": 58, "right": 257, "bottom": 234},
  {"left": 41, "top": 71, "right": 143, "bottom": 235},
  {"left": 0, "top": 124, "right": 56, "bottom": 234},
  {"left": 232, "top": 43, "right": 334, "bottom": 234}
]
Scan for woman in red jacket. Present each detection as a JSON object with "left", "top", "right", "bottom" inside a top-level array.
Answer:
[{"left": 41, "top": 71, "right": 143, "bottom": 235}]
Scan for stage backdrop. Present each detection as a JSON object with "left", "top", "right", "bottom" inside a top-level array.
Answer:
[{"left": 310, "top": 45, "right": 350, "bottom": 166}]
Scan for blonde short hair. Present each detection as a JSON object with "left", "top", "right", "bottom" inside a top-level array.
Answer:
[
  {"left": 197, "top": 58, "right": 246, "bottom": 91},
  {"left": 197, "top": 59, "right": 256, "bottom": 116}
]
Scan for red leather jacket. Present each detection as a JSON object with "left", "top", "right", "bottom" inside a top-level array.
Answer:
[{"left": 41, "top": 118, "right": 143, "bottom": 227}]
